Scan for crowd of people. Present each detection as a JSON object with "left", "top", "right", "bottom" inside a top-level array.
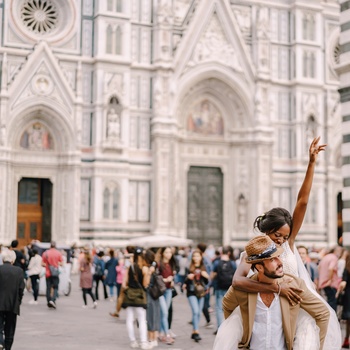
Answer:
[{"left": 0, "top": 136, "right": 349, "bottom": 350}]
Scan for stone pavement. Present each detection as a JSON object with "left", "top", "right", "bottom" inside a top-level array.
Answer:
[{"left": 14, "top": 274, "right": 217, "bottom": 350}]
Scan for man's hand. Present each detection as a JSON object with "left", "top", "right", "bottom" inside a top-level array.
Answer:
[{"left": 279, "top": 278, "right": 303, "bottom": 305}]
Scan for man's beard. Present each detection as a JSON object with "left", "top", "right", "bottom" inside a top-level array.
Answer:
[{"left": 263, "top": 263, "right": 284, "bottom": 279}]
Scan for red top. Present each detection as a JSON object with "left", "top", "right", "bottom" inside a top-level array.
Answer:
[
  {"left": 160, "top": 263, "right": 173, "bottom": 289},
  {"left": 42, "top": 248, "right": 63, "bottom": 277}
]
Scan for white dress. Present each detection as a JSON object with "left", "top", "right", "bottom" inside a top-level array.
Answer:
[{"left": 213, "top": 242, "right": 342, "bottom": 350}]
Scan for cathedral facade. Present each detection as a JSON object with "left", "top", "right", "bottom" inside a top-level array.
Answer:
[{"left": 0, "top": 0, "right": 342, "bottom": 248}]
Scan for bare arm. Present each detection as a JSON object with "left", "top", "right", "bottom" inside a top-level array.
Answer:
[
  {"left": 232, "top": 252, "right": 303, "bottom": 304},
  {"left": 289, "top": 137, "right": 326, "bottom": 249}
]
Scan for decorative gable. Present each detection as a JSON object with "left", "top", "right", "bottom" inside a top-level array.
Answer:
[
  {"left": 8, "top": 41, "right": 76, "bottom": 115},
  {"left": 188, "top": 14, "right": 242, "bottom": 72}
]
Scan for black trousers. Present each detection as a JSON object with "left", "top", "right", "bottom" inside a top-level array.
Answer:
[
  {"left": 82, "top": 288, "right": 96, "bottom": 305},
  {"left": 30, "top": 274, "right": 40, "bottom": 301},
  {"left": 0, "top": 311, "right": 17, "bottom": 350},
  {"left": 94, "top": 275, "right": 107, "bottom": 300}
]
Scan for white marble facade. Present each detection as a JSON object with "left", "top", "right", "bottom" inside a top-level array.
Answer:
[{"left": 0, "top": 0, "right": 342, "bottom": 248}]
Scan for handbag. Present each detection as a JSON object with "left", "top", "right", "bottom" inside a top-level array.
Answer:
[
  {"left": 194, "top": 282, "right": 206, "bottom": 298},
  {"left": 122, "top": 265, "right": 147, "bottom": 308},
  {"left": 149, "top": 274, "right": 166, "bottom": 300},
  {"left": 171, "top": 287, "right": 178, "bottom": 298}
]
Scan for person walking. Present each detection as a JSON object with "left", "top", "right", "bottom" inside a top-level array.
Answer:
[
  {"left": 144, "top": 249, "right": 161, "bottom": 348},
  {"left": 93, "top": 251, "right": 108, "bottom": 300},
  {"left": 297, "top": 245, "right": 319, "bottom": 288},
  {"left": 42, "top": 241, "right": 63, "bottom": 309},
  {"left": 80, "top": 250, "right": 97, "bottom": 309},
  {"left": 197, "top": 243, "right": 213, "bottom": 328},
  {"left": 105, "top": 249, "right": 118, "bottom": 301},
  {"left": 217, "top": 235, "right": 330, "bottom": 350},
  {"left": 26, "top": 248, "right": 42, "bottom": 305},
  {"left": 0, "top": 249, "right": 25, "bottom": 350},
  {"left": 183, "top": 249, "right": 209, "bottom": 342},
  {"left": 318, "top": 245, "right": 343, "bottom": 311},
  {"left": 156, "top": 247, "right": 177, "bottom": 345},
  {"left": 122, "top": 247, "right": 152, "bottom": 350},
  {"left": 337, "top": 251, "right": 350, "bottom": 348},
  {"left": 211, "top": 246, "right": 236, "bottom": 333}
]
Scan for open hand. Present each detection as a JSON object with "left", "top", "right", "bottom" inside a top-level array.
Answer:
[{"left": 309, "top": 136, "right": 327, "bottom": 163}]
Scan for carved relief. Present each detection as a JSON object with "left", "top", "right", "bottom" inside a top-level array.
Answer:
[
  {"left": 31, "top": 74, "right": 54, "bottom": 96},
  {"left": 20, "top": 122, "right": 54, "bottom": 151},
  {"left": 232, "top": 5, "right": 252, "bottom": 39},
  {"left": 186, "top": 99, "right": 224, "bottom": 136},
  {"left": 256, "top": 7, "right": 270, "bottom": 40},
  {"left": 188, "top": 15, "right": 242, "bottom": 72},
  {"left": 174, "top": 0, "right": 191, "bottom": 24}
]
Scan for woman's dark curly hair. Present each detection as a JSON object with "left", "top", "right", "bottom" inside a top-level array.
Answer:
[{"left": 253, "top": 207, "right": 293, "bottom": 235}]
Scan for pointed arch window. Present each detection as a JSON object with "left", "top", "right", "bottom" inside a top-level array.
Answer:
[
  {"left": 106, "top": 25, "right": 113, "bottom": 54},
  {"left": 103, "top": 188, "right": 110, "bottom": 219},
  {"left": 103, "top": 185, "right": 120, "bottom": 220},
  {"left": 115, "top": 26, "right": 122, "bottom": 55},
  {"left": 107, "top": 0, "right": 113, "bottom": 11},
  {"left": 116, "top": 0, "right": 122, "bottom": 12},
  {"left": 302, "top": 13, "right": 315, "bottom": 41},
  {"left": 112, "top": 189, "right": 119, "bottom": 219}
]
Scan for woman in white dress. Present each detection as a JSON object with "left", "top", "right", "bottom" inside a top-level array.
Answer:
[{"left": 214, "top": 137, "right": 341, "bottom": 350}]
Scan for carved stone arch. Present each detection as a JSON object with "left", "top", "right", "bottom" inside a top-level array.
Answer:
[
  {"left": 8, "top": 104, "right": 75, "bottom": 153},
  {"left": 176, "top": 63, "right": 254, "bottom": 129},
  {"left": 177, "top": 76, "right": 251, "bottom": 136}
]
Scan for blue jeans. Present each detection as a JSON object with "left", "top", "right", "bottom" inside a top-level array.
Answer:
[
  {"left": 159, "top": 288, "right": 172, "bottom": 334},
  {"left": 215, "top": 289, "right": 226, "bottom": 328},
  {"left": 188, "top": 295, "right": 204, "bottom": 332},
  {"left": 46, "top": 276, "right": 59, "bottom": 303}
]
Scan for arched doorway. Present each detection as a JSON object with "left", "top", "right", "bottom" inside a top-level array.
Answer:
[
  {"left": 187, "top": 166, "right": 223, "bottom": 245},
  {"left": 17, "top": 178, "right": 52, "bottom": 247}
]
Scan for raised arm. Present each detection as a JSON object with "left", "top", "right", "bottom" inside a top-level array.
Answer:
[
  {"left": 289, "top": 137, "right": 326, "bottom": 249},
  {"left": 232, "top": 252, "right": 303, "bottom": 304}
]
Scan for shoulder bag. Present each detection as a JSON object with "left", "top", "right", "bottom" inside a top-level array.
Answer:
[
  {"left": 122, "top": 265, "right": 147, "bottom": 309},
  {"left": 149, "top": 273, "right": 167, "bottom": 300}
]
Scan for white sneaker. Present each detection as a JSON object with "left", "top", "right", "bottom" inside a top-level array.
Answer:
[
  {"left": 93, "top": 301, "right": 97, "bottom": 309},
  {"left": 150, "top": 340, "right": 158, "bottom": 347},
  {"left": 139, "top": 342, "right": 152, "bottom": 350},
  {"left": 82, "top": 305, "right": 87, "bottom": 309},
  {"left": 130, "top": 341, "right": 139, "bottom": 348},
  {"left": 168, "top": 329, "right": 177, "bottom": 338},
  {"left": 28, "top": 300, "right": 38, "bottom": 305}
]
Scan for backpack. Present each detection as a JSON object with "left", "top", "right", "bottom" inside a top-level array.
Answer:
[
  {"left": 149, "top": 273, "right": 167, "bottom": 300},
  {"left": 216, "top": 260, "right": 236, "bottom": 290},
  {"left": 94, "top": 261, "right": 104, "bottom": 277}
]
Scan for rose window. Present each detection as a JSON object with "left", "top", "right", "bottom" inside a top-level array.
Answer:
[{"left": 20, "top": 0, "right": 58, "bottom": 34}]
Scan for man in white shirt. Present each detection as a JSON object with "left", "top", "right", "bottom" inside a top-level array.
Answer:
[{"left": 222, "top": 235, "right": 329, "bottom": 350}]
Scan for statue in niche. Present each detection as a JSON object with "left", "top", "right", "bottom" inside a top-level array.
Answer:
[
  {"left": 20, "top": 122, "right": 53, "bottom": 151},
  {"left": 107, "top": 108, "right": 120, "bottom": 140},
  {"left": 305, "top": 115, "right": 317, "bottom": 150},
  {"left": 187, "top": 99, "right": 224, "bottom": 136},
  {"left": 237, "top": 193, "right": 248, "bottom": 226}
]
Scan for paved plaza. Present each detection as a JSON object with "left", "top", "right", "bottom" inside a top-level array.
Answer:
[
  {"left": 12, "top": 274, "right": 348, "bottom": 349},
  {"left": 14, "top": 274, "right": 216, "bottom": 350}
]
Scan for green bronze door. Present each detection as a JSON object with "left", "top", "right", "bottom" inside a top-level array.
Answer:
[{"left": 187, "top": 166, "right": 223, "bottom": 246}]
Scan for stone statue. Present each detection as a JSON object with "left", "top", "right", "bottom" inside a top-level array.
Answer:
[{"left": 107, "top": 108, "right": 120, "bottom": 139}]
